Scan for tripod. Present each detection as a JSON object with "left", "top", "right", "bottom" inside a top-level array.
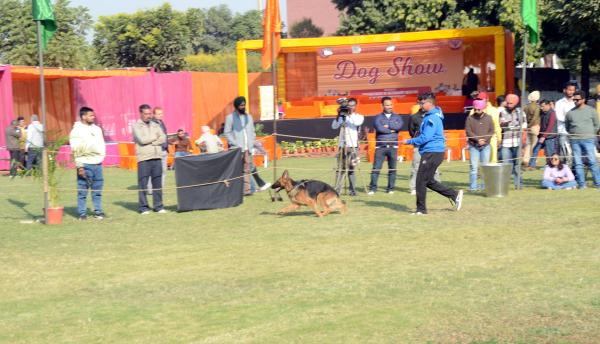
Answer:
[{"left": 334, "top": 117, "right": 367, "bottom": 195}]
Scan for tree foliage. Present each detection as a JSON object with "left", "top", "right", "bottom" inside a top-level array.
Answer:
[
  {"left": 94, "top": 3, "right": 190, "bottom": 71},
  {"left": 185, "top": 52, "right": 263, "bottom": 73},
  {"left": 289, "top": 18, "right": 324, "bottom": 38},
  {"left": 0, "top": 0, "right": 94, "bottom": 68}
]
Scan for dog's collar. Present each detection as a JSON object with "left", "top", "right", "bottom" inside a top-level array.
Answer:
[{"left": 288, "top": 180, "right": 308, "bottom": 198}]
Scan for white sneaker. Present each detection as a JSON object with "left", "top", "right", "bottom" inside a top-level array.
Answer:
[
  {"left": 156, "top": 209, "right": 168, "bottom": 214},
  {"left": 387, "top": 190, "right": 394, "bottom": 195},
  {"left": 410, "top": 211, "right": 425, "bottom": 216},
  {"left": 367, "top": 191, "right": 375, "bottom": 195},
  {"left": 259, "top": 182, "right": 272, "bottom": 191},
  {"left": 454, "top": 190, "right": 464, "bottom": 211},
  {"left": 140, "top": 211, "right": 150, "bottom": 215},
  {"left": 410, "top": 190, "right": 416, "bottom": 195}
]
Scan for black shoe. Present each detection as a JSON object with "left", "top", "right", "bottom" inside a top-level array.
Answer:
[
  {"left": 93, "top": 212, "right": 105, "bottom": 220},
  {"left": 78, "top": 215, "right": 88, "bottom": 221},
  {"left": 348, "top": 191, "right": 357, "bottom": 196}
]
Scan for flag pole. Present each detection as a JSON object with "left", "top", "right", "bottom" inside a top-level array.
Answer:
[
  {"left": 36, "top": 20, "right": 50, "bottom": 223},
  {"left": 271, "top": 29, "right": 278, "bottom": 182},
  {"left": 517, "top": 30, "right": 528, "bottom": 190}
]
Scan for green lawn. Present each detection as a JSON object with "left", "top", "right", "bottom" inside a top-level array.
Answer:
[{"left": 1, "top": 158, "right": 599, "bottom": 343}]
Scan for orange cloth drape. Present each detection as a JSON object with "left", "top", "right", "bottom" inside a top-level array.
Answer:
[
  {"left": 12, "top": 78, "right": 74, "bottom": 141},
  {"left": 10, "top": 66, "right": 148, "bottom": 81}
]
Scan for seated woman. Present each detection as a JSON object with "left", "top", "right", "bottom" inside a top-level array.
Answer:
[{"left": 542, "top": 154, "right": 577, "bottom": 190}]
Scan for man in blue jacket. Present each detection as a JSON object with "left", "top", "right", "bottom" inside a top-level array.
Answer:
[
  {"left": 403, "top": 93, "right": 463, "bottom": 214},
  {"left": 368, "top": 97, "right": 403, "bottom": 194}
]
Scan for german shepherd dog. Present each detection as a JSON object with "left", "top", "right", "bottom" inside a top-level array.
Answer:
[{"left": 271, "top": 170, "right": 347, "bottom": 217}]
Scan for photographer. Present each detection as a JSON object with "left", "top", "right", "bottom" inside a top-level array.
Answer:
[{"left": 332, "top": 98, "right": 364, "bottom": 196}]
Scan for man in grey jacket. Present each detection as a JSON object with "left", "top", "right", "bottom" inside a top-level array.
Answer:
[
  {"left": 225, "top": 96, "right": 256, "bottom": 195},
  {"left": 4, "top": 119, "right": 23, "bottom": 178},
  {"left": 133, "top": 104, "right": 167, "bottom": 214}
]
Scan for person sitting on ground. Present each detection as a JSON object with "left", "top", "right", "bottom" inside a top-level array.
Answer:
[
  {"left": 196, "top": 125, "right": 224, "bottom": 154},
  {"left": 169, "top": 129, "right": 192, "bottom": 158},
  {"left": 541, "top": 153, "right": 577, "bottom": 190}
]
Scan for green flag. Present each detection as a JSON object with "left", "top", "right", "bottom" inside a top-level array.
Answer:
[
  {"left": 521, "top": 0, "right": 539, "bottom": 44},
  {"left": 32, "top": 0, "right": 57, "bottom": 50}
]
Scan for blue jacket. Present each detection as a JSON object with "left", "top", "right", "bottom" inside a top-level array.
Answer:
[
  {"left": 373, "top": 112, "right": 404, "bottom": 146},
  {"left": 406, "top": 106, "right": 446, "bottom": 154}
]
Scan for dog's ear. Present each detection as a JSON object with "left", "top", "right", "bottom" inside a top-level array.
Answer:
[{"left": 282, "top": 170, "right": 289, "bottom": 179}]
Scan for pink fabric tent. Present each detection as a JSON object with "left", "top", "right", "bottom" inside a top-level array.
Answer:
[{"left": 72, "top": 72, "right": 193, "bottom": 142}]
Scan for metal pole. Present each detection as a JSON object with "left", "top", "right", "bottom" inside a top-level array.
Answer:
[
  {"left": 517, "top": 31, "right": 528, "bottom": 190},
  {"left": 36, "top": 21, "right": 49, "bottom": 223},
  {"left": 271, "top": 30, "right": 278, "bottom": 182}
]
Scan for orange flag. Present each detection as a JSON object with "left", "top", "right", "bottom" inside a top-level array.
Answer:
[{"left": 261, "top": 0, "right": 282, "bottom": 70}]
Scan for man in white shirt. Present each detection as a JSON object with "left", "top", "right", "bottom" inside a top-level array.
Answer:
[
  {"left": 69, "top": 107, "right": 107, "bottom": 220},
  {"left": 332, "top": 98, "right": 364, "bottom": 195},
  {"left": 25, "top": 114, "right": 44, "bottom": 171},
  {"left": 554, "top": 81, "right": 577, "bottom": 163}
]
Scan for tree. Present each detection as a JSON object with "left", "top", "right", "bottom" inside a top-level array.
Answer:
[
  {"left": 185, "top": 51, "right": 263, "bottom": 72},
  {"left": 289, "top": 18, "right": 324, "bottom": 38},
  {"left": 0, "top": 0, "right": 94, "bottom": 68},
  {"left": 94, "top": 3, "right": 190, "bottom": 71},
  {"left": 543, "top": 0, "right": 600, "bottom": 95},
  {"left": 197, "top": 6, "right": 263, "bottom": 53},
  {"left": 185, "top": 8, "right": 206, "bottom": 55}
]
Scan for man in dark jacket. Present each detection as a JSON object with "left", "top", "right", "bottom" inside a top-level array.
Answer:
[
  {"left": 368, "top": 97, "right": 403, "bottom": 194},
  {"left": 4, "top": 119, "right": 23, "bottom": 178},
  {"left": 403, "top": 93, "right": 463, "bottom": 215},
  {"left": 530, "top": 99, "right": 558, "bottom": 166}
]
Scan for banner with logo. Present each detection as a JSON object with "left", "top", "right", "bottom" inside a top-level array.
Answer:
[{"left": 316, "top": 39, "right": 464, "bottom": 96}]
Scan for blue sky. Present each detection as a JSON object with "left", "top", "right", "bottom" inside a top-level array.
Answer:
[{"left": 69, "top": 0, "right": 287, "bottom": 21}]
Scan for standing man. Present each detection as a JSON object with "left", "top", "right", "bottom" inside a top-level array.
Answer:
[
  {"left": 25, "top": 114, "right": 44, "bottom": 171},
  {"left": 522, "top": 90, "right": 541, "bottom": 169},
  {"left": 565, "top": 91, "right": 600, "bottom": 188},
  {"left": 533, "top": 99, "right": 559, "bottom": 163},
  {"left": 225, "top": 96, "right": 256, "bottom": 195},
  {"left": 17, "top": 116, "right": 27, "bottom": 168},
  {"left": 133, "top": 104, "right": 167, "bottom": 214},
  {"left": 368, "top": 96, "right": 403, "bottom": 195},
  {"left": 4, "top": 119, "right": 23, "bottom": 178},
  {"left": 403, "top": 93, "right": 463, "bottom": 215},
  {"left": 465, "top": 99, "right": 494, "bottom": 191},
  {"left": 332, "top": 98, "right": 364, "bottom": 196},
  {"left": 148, "top": 107, "right": 168, "bottom": 192},
  {"left": 499, "top": 94, "right": 527, "bottom": 189},
  {"left": 407, "top": 94, "right": 440, "bottom": 195},
  {"left": 69, "top": 107, "right": 106, "bottom": 220},
  {"left": 554, "top": 81, "right": 577, "bottom": 164}
]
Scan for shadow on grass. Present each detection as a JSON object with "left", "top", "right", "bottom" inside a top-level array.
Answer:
[
  {"left": 63, "top": 206, "right": 80, "bottom": 219},
  {"left": 353, "top": 199, "right": 409, "bottom": 212},
  {"left": 114, "top": 201, "right": 139, "bottom": 213},
  {"left": 7, "top": 199, "right": 38, "bottom": 219}
]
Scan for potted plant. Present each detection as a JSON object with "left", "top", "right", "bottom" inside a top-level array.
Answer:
[
  {"left": 34, "top": 137, "right": 68, "bottom": 224},
  {"left": 295, "top": 140, "right": 305, "bottom": 154},
  {"left": 280, "top": 141, "right": 289, "bottom": 155},
  {"left": 312, "top": 140, "right": 322, "bottom": 154}
]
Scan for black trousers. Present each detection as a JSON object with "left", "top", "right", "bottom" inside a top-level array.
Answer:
[
  {"left": 416, "top": 152, "right": 457, "bottom": 213},
  {"left": 138, "top": 159, "right": 163, "bottom": 212},
  {"left": 9, "top": 150, "right": 22, "bottom": 176}
]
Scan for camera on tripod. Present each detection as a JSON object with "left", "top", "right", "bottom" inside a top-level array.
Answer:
[{"left": 336, "top": 97, "right": 351, "bottom": 119}]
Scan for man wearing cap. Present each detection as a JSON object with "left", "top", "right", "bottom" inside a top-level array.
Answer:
[
  {"left": 225, "top": 96, "right": 256, "bottom": 195},
  {"left": 465, "top": 99, "right": 495, "bottom": 191},
  {"left": 499, "top": 94, "right": 527, "bottom": 188},
  {"left": 523, "top": 91, "right": 541, "bottom": 170}
]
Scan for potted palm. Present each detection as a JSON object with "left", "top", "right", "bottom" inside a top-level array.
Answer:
[{"left": 34, "top": 137, "right": 68, "bottom": 224}]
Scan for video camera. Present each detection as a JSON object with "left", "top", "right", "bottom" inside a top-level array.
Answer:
[{"left": 337, "top": 97, "right": 351, "bottom": 119}]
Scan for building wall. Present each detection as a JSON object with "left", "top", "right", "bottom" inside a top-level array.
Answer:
[{"left": 286, "top": 0, "right": 341, "bottom": 37}]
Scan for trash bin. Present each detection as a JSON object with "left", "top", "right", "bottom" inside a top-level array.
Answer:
[{"left": 481, "top": 163, "right": 512, "bottom": 197}]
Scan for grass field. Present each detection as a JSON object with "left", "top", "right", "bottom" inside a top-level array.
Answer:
[{"left": 1, "top": 157, "right": 599, "bottom": 343}]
